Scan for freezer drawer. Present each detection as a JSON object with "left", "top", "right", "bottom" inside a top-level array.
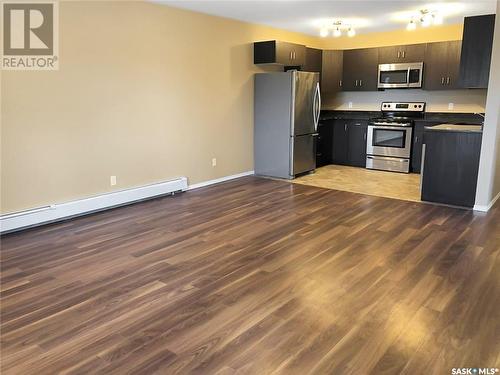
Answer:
[{"left": 291, "top": 134, "right": 317, "bottom": 176}]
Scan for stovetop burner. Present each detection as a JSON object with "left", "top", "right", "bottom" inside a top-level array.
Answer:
[{"left": 369, "top": 102, "right": 426, "bottom": 126}]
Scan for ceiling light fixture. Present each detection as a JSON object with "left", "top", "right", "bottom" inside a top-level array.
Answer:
[
  {"left": 318, "top": 21, "right": 355, "bottom": 38},
  {"left": 407, "top": 9, "right": 445, "bottom": 31}
]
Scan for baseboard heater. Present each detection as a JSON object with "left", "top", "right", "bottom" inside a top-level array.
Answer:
[{"left": 0, "top": 177, "right": 188, "bottom": 234}]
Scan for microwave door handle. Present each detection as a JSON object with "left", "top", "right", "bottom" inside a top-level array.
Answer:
[{"left": 406, "top": 68, "right": 411, "bottom": 87}]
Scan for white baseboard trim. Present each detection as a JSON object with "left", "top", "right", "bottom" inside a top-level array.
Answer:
[
  {"left": 187, "top": 171, "right": 254, "bottom": 190},
  {"left": 473, "top": 190, "right": 500, "bottom": 212},
  {"left": 0, "top": 177, "right": 188, "bottom": 233}
]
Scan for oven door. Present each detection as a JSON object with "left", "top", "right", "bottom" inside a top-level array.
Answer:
[
  {"left": 367, "top": 125, "right": 413, "bottom": 158},
  {"left": 378, "top": 63, "right": 423, "bottom": 89}
]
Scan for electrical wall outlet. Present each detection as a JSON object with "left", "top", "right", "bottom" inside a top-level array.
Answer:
[
  {"left": 212, "top": 158, "right": 217, "bottom": 167},
  {"left": 448, "top": 102, "right": 454, "bottom": 110},
  {"left": 110, "top": 176, "right": 117, "bottom": 186},
  {"left": 348, "top": 102, "right": 353, "bottom": 109}
]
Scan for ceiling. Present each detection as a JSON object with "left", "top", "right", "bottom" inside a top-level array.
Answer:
[{"left": 155, "top": 1, "right": 496, "bottom": 36}]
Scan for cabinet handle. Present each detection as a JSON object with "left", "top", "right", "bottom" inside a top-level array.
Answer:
[
  {"left": 446, "top": 77, "right": 450, "bottom": 85},
  {"left": 363, "top": 132, "right": 367, "bottom": 141},
  {"left": 339, "top": 80, "right": 342, "bottom": 87},
  {"left": 397, "top": 51, "right": 400, "bottom": 58},
  {"left": 414, "top": 135, "right": 418, "bottom": 144},
  {"left": 441, "top": 77, "right": 445, "bottom": 85},
  {"left": 359, "top": 80, "right": 363, "bottom": 86},
  {"left": 355, "top": 80, "right": 358, "bottom": 87},
  {"left": 402, "top": 51, "right": 406, "bottom": 58},
  {"left": 290, "top": 51, "right": 292, "bottom": 60},
  {"left": 344, "top": 124, "right": 347, "bottom": 131}
]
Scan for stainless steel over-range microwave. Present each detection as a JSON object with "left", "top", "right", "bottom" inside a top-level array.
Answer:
[{"left": 377, "top": 62, "right": 424, "bottom": 89}]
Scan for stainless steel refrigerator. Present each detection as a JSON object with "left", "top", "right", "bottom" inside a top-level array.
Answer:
[{"left": 254, "top": 71, "right": 321, "bottom": 179}]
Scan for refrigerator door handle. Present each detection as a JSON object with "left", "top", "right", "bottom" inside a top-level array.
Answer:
[
  {"left": 314, "top": 82, "right": 321, "bottom": 131},
  {"left": 312, "top": 83, "right": 318, "bottom": 131}
]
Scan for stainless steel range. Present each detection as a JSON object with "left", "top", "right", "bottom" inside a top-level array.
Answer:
[{"left": 366, "top": 102, "right": 425, "bottom": 173}]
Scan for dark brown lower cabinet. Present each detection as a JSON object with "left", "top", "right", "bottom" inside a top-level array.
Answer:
[
  {"left": 421, "top": 129, "right": 482, "bottom": 207},
  {"left": 332, "top": 120, "right": 368, "bottom": 167},
  {"left": 411, "top": 121, "right": 441, "bottom": 173},
  {"left": 316, "top": 120, "right": 333, "bottom": 167}
]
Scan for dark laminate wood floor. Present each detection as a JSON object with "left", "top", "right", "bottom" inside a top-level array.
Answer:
[{"left": 1, "top": 177, "right": 499, "bottom": 374}]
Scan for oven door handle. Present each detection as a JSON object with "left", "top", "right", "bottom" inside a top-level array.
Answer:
[{"left": 369, "top": 125, "right": 411, "bottom": 130}]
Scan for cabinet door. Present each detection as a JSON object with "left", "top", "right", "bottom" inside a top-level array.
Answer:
[
  {"left": 412, "top": 121, "right": 442, "bottom": 173},
  {"left": 347, "top": 121, "right": 368, "bottom": 167},
  {"left": 316, "top": 120, "right": 333, "bottom": 167},
  {"left": 402, "top": 44, "right": 426, "bottom": 62},
  {"left": 275, "top": 41, "right": 295, "bottom": 65},
  {"left": 304, "top": 48, "right": 322, "bottom": 73},
  {"left": 421, "top": 131, "right": 482, "bottom": 207},
  {"left": 445, "top": 41, "right": 462, "bottom": 89},
  {"left": 424, "top": 42, "right": 449, "bottom": 90},
  {"left": 378, "top": 45, "right": 402, "bottom": 64},
  {"left": 357, "top": 48, "right": 379, "bottom": 91},
  {"left": 342, "top": 50, "right": 360, "bottom": 91},
  {"left": 321, "top": 50, "right": 343, "bottom": 94},
  {"left": 342, "top": 48, "right": 378, "bottom": 91},
  {"left": 291, "top": 44, "right": 306, "bottom": 67},
  {"left": 332, "top": 121, "right": 349, "bottom": 164},
  {"left": 459, "top": 14, "right": 496, "bottom": 88}
]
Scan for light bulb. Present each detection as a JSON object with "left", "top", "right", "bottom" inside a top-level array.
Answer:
[
  {"left": 407, "top": 19, "right": 416, "bottom": 31},
  {"left": 433, "top": 14, "right": 444, "bottom": 25},
  {"left": 320, "top": 28, "right": 329, "bottom": 38},
  {"left": 421, "top": 15, "right": 432, "bottom": 27},
  {"left": 333, "top": 27, "right": 342, "bottom": 37},
  {"left": 347, "top": 27, "right": 355, "bottom": 37}
]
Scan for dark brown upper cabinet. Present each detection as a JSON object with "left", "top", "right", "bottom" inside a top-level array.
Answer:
[
  {"left": 304, "top": 47, "right": 322, "bottom": 73},
  {"left": 378, "top": 44, "right": 426, "bottom": 64},
  {"left": 342, "top": 48, "right": 379, "bottom": 91},
  {"left": 424, "top": 41, "right": 462, "bottom": 90},
  {"left": 321, "top": 50, "right": 343, "bottom": 94},
  {"left": 254, "top": 41, "right": 306, "bottom": 67},
  {"left": 459, "top": 14, "right": 496, "bottom": 89}
]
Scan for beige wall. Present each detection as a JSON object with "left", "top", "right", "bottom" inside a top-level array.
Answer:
[
  {"left": 475, "top": 1, "right": 500, "bottom": 208},
  {"left": 1, "top": 1, "right": 321, "bottom": 214}
]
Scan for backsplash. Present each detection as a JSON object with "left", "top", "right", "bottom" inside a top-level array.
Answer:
[{"left": 322, "top": 89, "right": 487, "bottom": 113}]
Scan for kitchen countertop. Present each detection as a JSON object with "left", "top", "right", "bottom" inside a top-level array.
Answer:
[
  {"left": 320, "top": 110, "right": 484, "bottom": 124},
  {"left": 424, "top": 124, "right": 483, "bottom": 133}
]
